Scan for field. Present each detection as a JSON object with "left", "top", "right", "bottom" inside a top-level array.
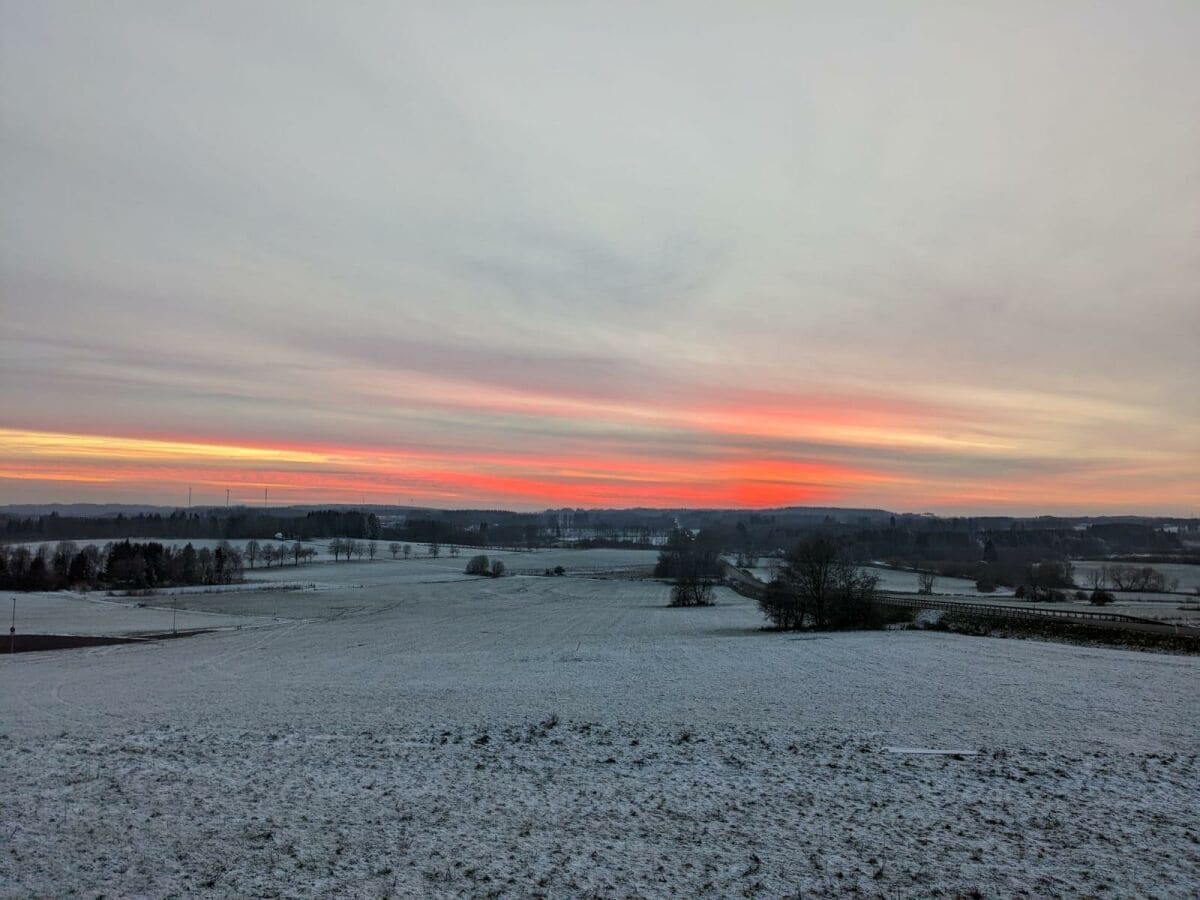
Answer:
[
  {"left": 2, "top": 548, "right": 1198, "bottom": 897},
  {"left": 740, "top": 562, "right": 1016, "bottom": 597}
]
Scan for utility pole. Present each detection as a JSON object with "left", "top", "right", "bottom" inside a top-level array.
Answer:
[
  {"left": 9, "top": 596, "right": 15, "bottom": 654},
  {"left": 188, "top": 485, "right": 192, "bottom": 508},
  {"left": 226, "top": 488, "right": 230, "bottom": 507}
]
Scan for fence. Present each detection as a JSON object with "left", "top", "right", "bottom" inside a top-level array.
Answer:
[
  {"left": 878, "top": 594, "right": 1200, "bottom": 636},
  {"left": 877, "top": 594, "right": 1162, "bottom": 625}
]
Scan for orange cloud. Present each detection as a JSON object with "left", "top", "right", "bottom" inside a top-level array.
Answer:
[{"left": 0, "top": 427, "right": 895, "bottom": 508}]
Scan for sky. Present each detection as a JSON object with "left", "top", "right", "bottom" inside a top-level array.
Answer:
[{"left": 1, "top": 1, "right": 1197, "bottom": 515}]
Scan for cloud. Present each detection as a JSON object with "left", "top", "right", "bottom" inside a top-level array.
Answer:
[{"left": 1, "top": 2, "right": 1197, "bottom": 513}]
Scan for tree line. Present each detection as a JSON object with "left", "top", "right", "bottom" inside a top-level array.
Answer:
[
  {"left": 1, "top": 509, "right": 384, "bottom": 543},
  {"left": 0, "top": 540, "right": 244, "bottom": 592},
  {"left": 242, "top": 539, "right": 319, "bottom": 568}
]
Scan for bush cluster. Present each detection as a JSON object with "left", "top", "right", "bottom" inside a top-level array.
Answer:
[
  {"left": 758, "top": 537, "right": 883, "bottom": 630},
  {"left": 464, "top": 555, "right": 506, "bottom": 578}
]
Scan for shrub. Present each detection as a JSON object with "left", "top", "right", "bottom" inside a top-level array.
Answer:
[
  {"left": 881, "top": 605, "right": 918, "bottom": 626},
  {"left": 1089, "top": 589, "right": 1115, "bottom": 606},
  {"left": 1031, "top": 560, "right": 1075, "bottom": 589},
  {"left": 553, "top": 566, "right": 565, "bottom": 576},
  {"left": 490, "top": 559, "right": 506, "bottom": 578},
  {"left": 758, "top": 578, "right": 803, "bottom": 629},
  {"left": 670, "top": 579, "right": 714, "bottom": 607},
  {"left": 465, "top": 554, "right": 490, "bottom": 576},
  {"left": 975, "top": 574, "right": 996, "bottom": 593}
]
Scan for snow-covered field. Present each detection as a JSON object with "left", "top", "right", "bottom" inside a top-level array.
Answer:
[
  {"left": 739, "top": 560, "right": 1015, "bottom": 597},
  {"left": 862, "top": 565, "right": 1015, "bottom": 597},
  {"left": 3, "top": 590, "right": 277, "bottom": 637},
  {"left": 2, "top": 563, "right": 1197, "bottom": 897}
]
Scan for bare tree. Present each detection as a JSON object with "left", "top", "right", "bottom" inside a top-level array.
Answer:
[
  {"left": 367, "top": 540, "right": 377, "bottom": 561},
  {"left": 402, "top": 544, "right": 412, "bottom": 559},
  {"left": 292, "top": 542, "right": 303, "bottom": 566},
  {"left": 389, "top": 542, "right": 401, "bottom": 559},
  {"left": 428, "top": 540, "right": 440, "bottom": 558},
  {"left": 1105, "top": 564, "right": 1167, "bottom": 592},
  {"left": 245, "top": 540, "right": 260, "bottom": 569},
  {"left": 658, "top": 529, "right": 720, "bottom": 607},
  {"left": 917, "top": 572, "right": 936, "bottom": 595},
  {"left": 51, "top": 541, "right": 77, "bottom": 581},
  {"left": 759, "top": 578, "right": 804, "bottom": 629},
  {"left": 760, "top": 537, "right": 881, "bottom": 629}
]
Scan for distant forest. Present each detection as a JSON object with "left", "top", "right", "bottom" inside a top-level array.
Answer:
[
  {"left": 1, "top": 509, "right": 385, "bottom": 543},
  {"left": 0, "top": 509, "right": 562, "bottom": 551},
  {"left": 1, "top": 506, "right": 1193, "bottom": 596}
]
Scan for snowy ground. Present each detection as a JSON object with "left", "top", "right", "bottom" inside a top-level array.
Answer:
[
  {"left": 5, "top": 590, "right": 278, "bottom": 637},
  {"left": 2, "top": 568, "right": 1198, "bottom": 897},
  {"left": 740, "top": 560, "right": 1015, "bottom": 597},
  {"left": 862, "top": 565, "right": 1015, "bottom": 597}
]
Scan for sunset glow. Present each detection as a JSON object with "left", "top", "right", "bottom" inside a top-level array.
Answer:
[{"left": 1, "top": 417, "right": 1194, "bottom": 513}]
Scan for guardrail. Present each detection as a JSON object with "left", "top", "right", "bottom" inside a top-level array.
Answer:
[
  {"left": 882, "top": 595, "right": 1200, "bottom": 637},
  {"left": 877, "top": 594, "right": 1162, "bottom": 626}
]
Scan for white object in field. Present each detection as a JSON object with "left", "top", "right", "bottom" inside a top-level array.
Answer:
[{"left": 915, "top": 608, "right": 944, "bottom": 627}]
